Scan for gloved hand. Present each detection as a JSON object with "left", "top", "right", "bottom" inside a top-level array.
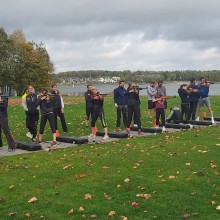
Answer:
[{"left": 115, "top": 103, "right": 118, "bottom": 108}]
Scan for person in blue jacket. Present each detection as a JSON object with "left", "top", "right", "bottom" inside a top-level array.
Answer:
[
  {"left": 188, "top": 78, "right": 200, "bottom": 120},
  {"left": 196, "top": 77, "right": 214, "bottom": 124},
  {"left": 113, "top": 80, "right": 127, "bottom": 131}
]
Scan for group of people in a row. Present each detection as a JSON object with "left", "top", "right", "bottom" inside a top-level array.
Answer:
[
  {"left": 0, "top": 84, "right": 68, "bottom": 152},
  {"left": 85, "top": 76, "right": 215, "bottom": 138},
  {"left": 0, "top": 76, "right": 215, "bottom": 152}
]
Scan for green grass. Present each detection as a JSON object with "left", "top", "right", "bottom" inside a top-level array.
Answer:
[{"left": 0, "top": 96, "right": 220, "bottom": 219}]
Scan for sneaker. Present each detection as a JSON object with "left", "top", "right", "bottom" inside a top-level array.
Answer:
[
  {"left": 26, "top": 132, "right": 33, "bottom": 139},
  {"left": 162, "top": 126, "right": 166, "bottom": 132},
  {"left": 195, "top": 117, "right": 200, "bottom": 121},
  {"left": 88, "top": 134, "right": 96, "bottom": 138},
  {"left": 211, "top": 119, "right": 215, "bottom": 124},
  {"left": 32, "top": 138, "right": 38, "bottom": 142},
  {"left": 133, "top": 124, "right": 138, "bottom": 127},
  {"left": 138, "top": 129, "right": 143, "bottom": 135},
  {"left": 51, "top": 141, "right": 57, "bottom": 147},
  {"left": 8, "top": 148, "right": 15, "bottom": 152},
  {"left": 102, "top": 135, "right": 109, "bottom": 140}
]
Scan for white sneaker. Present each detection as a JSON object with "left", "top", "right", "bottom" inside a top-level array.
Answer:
[
  {"left": 102, "top": 135, "right": 109, "bottom": 140},
  {"left": 26, "top": 132, "right": 33, "bottom": 139},
  {"left": 88, "top": 134, "right": 96, "bottom": 138},
  {"left": 195, "top": 117, "right": 200, "bottom": 121},
  {"left": 211, "top": 119, "right": 215, "bottom": 124},
  {"left": 162, "top": 126, "right": 166, "bottom": 132},
  {"left": 133, "top": 124, "right": 138, "bottom": 127}
]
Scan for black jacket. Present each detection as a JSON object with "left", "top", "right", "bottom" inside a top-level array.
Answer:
[
  {"left": 36, "top": 97, "right": 54, "bottom": 115},
  {"left": 26, "top": 93, "right": 38, "bottom": 115},
  {"left": 0, "top": 98, "right": 8, "bottom": 118},
  {"left": 126, "top": 87, "right": 140, "bottom": 106}
]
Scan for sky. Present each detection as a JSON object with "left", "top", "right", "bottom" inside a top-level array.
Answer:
[{"left": 1, "top": 0, "right": 220, "bottom": 73}]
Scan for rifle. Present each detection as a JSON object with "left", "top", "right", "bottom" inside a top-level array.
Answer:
[
  {"left": 133, "top": 86, "right": 148, "bottom": 91},
  {"left": 153, "top": 96, "right": 176, "bottom": 102}
]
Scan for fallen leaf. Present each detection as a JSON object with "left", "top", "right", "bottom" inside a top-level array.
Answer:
[
  {"left": 185, "top": 163, "right": 191, "bottom": 166},
  {"left": 136, "top": 194, "right": 152, "bottom": 199},
  {"left": 79, "top": 206, "right": 85, "bottom": 211},
  {"left": 76, "top": 173, "right": 86, "bottom": 179},
  {"left": 182, "top": 213, "right": 190, "bottom": 218},
  {"left": 216, "top": 205, "right": 220, "bottom": 210},
  {"left": 84, "top": 193, "right": 92, "bottom": 199},
  {"left": 120, "top": 216, "right": 128, "bottom": 220},
  {"left": 9, "top": 185, "right": 14, "bottom": 190},
  {"left": 68, "top": 209, "right": 74, "bottom": 215},
  {"left": 90, "top": 214, "right": 97, "bottom": 218},
  {"left": 124, "top": 178, "right": 130, "bottom": 183},
  {"left": 28, "top": 197, "right": 38, "bottom": 203},
  {"left": 131, "top": 201, "right": 139, "bottom": 207},
  {"left": 101, "top": 166, "right": 109, "bottom": 169},
  {"left": 63, "top": 164, "right": 72, "bottom": 169},
  {"left": 24, "top": 213, "right": 31, "bottom": 217},
  {"left": 8, "top": 212, "right": 17, "bottom": 216},
  {"left": 169, "top": 175, "right": 176, "bottom": 179},
  {"left": 108, "top": 210, "right": 116, "bottom": 217}
]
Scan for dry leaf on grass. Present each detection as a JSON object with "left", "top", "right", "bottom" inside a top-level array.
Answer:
[
  {"left": 108, "top": 210, "right": 116, "bottom": 217},
  {"left": 136, "top": 194, "right": 152, "bottom": 199},
  {"left": 124, "top": 178, "right": 130, "bottom": 183},
  {"left": 68, "top": 209, "right": 74, "bottom": 215},
  {"left": 84, "top": 193, "right": 92, "bottom": 199},
  {"left": 28, "top": 197, "right": 38, "bottom": 203},
  {"left": 24, "top": 213, "right": 31, "bottom": 217},
  {"left": 63, "top": 164, "right": 72, "bottom": 169},
  {"left": 76, "top": 173, "right": 86, "bottom": 179},
  {"left": 131, "top": 201, "right": 139, "bottom": 207},
  {"left": 8, "top": 212, "right": 17, "bottom": 216}
]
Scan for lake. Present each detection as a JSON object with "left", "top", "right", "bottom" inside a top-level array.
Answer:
[{"left": 58, "top": 82, "right": 220, "bottom": 96}]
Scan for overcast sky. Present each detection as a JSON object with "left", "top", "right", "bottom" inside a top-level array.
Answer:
[{"left": 1, "top": 0, "right": 220, "bottom": 73}]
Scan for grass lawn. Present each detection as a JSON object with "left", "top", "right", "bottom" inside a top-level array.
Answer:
[{"left": 0, "top": 95, "right": 220, "bottom": 219}]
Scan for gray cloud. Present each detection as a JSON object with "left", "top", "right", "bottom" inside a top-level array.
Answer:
[{"left": 1, "top": 0, "right": 220, "bottom": 72}]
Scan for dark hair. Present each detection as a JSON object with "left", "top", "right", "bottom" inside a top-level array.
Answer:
[
  {"left": 87, "top": 85, "right": 91, "bottom": 89},
  {"left": 190, "top": 78, "right": 196, "bottom": 83},
  {"left": 158, "top": 80, "right": 163, "bottom": 84},
  {"left": 119, "top": 80, "right": 124, "bottom": 84},
  {"left": 180, "top": 84, "right": 188, "bottom": 89},
  {"left": 51, "top": 84, "right": 57, "bottom": 88},
  {"left": 200, "top": 76, "right": 205, "bottom": 81}
]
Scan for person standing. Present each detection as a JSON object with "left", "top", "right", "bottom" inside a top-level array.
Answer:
[
  {"left": 85, "top": 85, "right": 94, "bottom": 128},
  {"left": 126, "top": 83, "right": 142, "bottom": 136},
  {"left": 113, "top": 80, "right": 127, "bottom": 131},
  {"left": 147, "top": 81, "right": 157, "bottom": 119},
  {"left": 36, "top": 89, "right": 57, "bottom": 147},
  {"left": 157, "top": 80, "right": 167, "bottom": 109},
  {"left": 196, "top": 77, "right": 215, "bottom": 124},
  {"left": 188, "top": 78, "right": 199, "bottom": 120},
  {"left": 51, "top": 84, "right": 68, "bottom": 133},
  {"left": 0, "top": 95, "right": 16, "bottom": 152},
  {"left": 22, "top": 85, "right": 39, "bottom": 142},
  {"left": 152, "top": 92, "right": 166, "bottom": 132},
  {"left": 88, "top": 88, "right": 109, "bottom": 140}
]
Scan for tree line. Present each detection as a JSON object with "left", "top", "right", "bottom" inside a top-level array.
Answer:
[
  {"left": 57, "top": 70, "right": 220, "bottom": 84},
  {"left": 0, "top": 27, "right": 54, "bottom": 96}
]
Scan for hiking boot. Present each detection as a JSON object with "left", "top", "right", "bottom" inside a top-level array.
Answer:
[
  {"left": 26, "top": 132, "right": 33, "bottom": 139},
  {"left": 102, "top": 135, "right": 109, "bottom": 140}
]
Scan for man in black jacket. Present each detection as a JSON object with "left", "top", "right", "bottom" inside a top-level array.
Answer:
[
  {"left": 51, "top": 84, "right": 68, "bottom": 133},
  {"left": 22, "top": 85, "right": 39, "bottom": 142},
  {"left": 0, "top": 95, "right": 16, "bottom": 152},
  {"left": 85, "top": 85, "right": 94, "bottom": 128}
]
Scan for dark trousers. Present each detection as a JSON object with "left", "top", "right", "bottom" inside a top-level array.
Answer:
[
  {"left": 189, "top": 101, "right": 198, "bottom": 120},
  {"left": 181, "top": 103, "right": 190, "bottom": 123},
  {"left": 26, "top": 111, "right": 39, "bottom": 138},
  {"left": 0, "top": 117, "right": 16, "bottom": 149},
  {"left": 53, "top": 108, "right": 68, "bottom": 132},
  {"left": 91, "top": 110, "right": 107, "bottom": 128},
  {"left": 127, "top": 105, "right": 141, "bottom": 129},
  {"left": 116, "top": 105, "right": 127, "bottom": 128},
  {"left": 156, "top": 108, "right": 165, "bottom": 126},
  {"left": 39, "top": 113, "right": 56, "bottom": 134}
]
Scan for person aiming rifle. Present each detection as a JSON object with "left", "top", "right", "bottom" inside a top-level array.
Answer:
[
  {"left": 0, "top": 94, "right": 16, "bottom": 152},
  {"left": 196, "top": 77, "right": 215, "bottom": 124},
  {"left": 51, "top": 84, "right": 68, "bottom": 133}
]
